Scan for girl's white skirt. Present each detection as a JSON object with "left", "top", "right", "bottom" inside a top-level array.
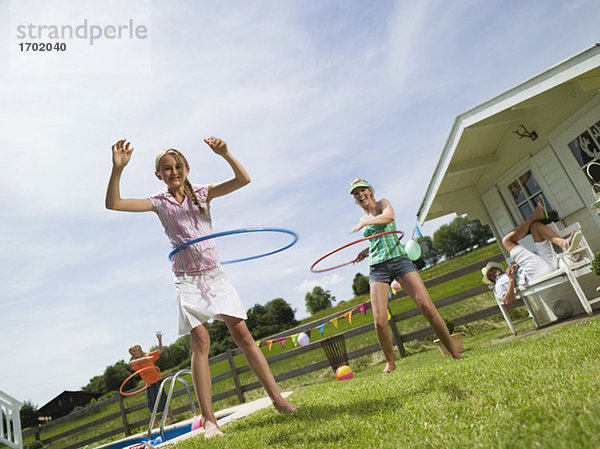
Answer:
[{"left": 174, "top": 268, "right": 247, "bottom": 335}]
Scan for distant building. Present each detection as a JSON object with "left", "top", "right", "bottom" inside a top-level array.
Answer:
[{"left": 37, "top": 391, "right": 103, "bottom": 421}]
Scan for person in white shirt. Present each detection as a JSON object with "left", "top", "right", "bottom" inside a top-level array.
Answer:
[{"left": 481, "top": 203, "right": 581, "bottom": 306}]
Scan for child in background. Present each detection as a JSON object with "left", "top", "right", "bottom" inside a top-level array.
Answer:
[{"left": 128, "top": 331, "right": 175, "bottom": 428}]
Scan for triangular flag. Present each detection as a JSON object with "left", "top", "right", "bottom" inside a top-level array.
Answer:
[
  {"left": 345, "top": 310, "right": 353, "bottom": 324},
  {"left": 279, "top": 337, "right": 286, "bottom": 348},
  {"left": 267, "top": 340, "right": 273, "bottom": 351},
  {"left": 292, "top": 334, "right": 299, "bottom": 347},
  {"left": 387, "top": 309, "right": 392, "bottom": 321},
  {"left": 414, "top": 224, "right": 423, "bottom": 239},
  {"left": 358, "top": 303, "right": 367, "bottom": 315},
  {"left": 256, "top": 341, "right": 261, "bottom": 347},
  {"left": 331, "top": 317, "right": 338, "bottom": 328},
  {"left": 317, "top": 324, "right": 325, "bottom": 335}
]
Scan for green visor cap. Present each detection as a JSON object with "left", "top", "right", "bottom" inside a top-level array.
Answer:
[{"left": 350, "top": 181, "right": 372, "bottom": 194}]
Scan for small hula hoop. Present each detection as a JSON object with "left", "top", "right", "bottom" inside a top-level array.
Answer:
[
  {"left": 168, "top": 227, "right": 299, "bottom": 264},
  {"left": 310, "top": 230, "right": 404, "bottom": 273},
  {"left": 120, "top": 366, "right": 161, "bottom": 397}
]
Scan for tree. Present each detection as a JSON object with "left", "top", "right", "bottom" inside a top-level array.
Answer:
[
  {"left": 265, "top": 298, "right": 297, "bottom": 327},
  {"left": 208, "top": 320, "right": 236, "bottom": 357},
  {"left": 83, "top": 374, "right": 106, "bottom": 394},
  {"left": 305, "top": 286, "right": 336, "bottom": 315},
  {"left": 155, "top": 335, "right": 191, "bottom": 371},
  {"left": 246, "top": 298, "right": 298, "bottom": 340},
  {"left": 417, "top": 236, "right": 440, "bottom": 267},
  {"left": 433, "top": 224, "right": 462, "bottom": 259},
  {"left": 412, "top": 256, "right": 426, "bottom": 270},
  {"left": 103, "top": 360, "right": 133, "bottom": 392},
  {"left": 245, "top": 303, "right": 268, "bottom": 335},
  {"left": 467, "top": 219, "right": 494, "bottom": 247},
  {"left": 20, "top": 401, "right": 39, "bottom": 429},
  {"left": 352, "top": 273, "right": 370, "bottom": 295},
  {"left": 433, "top": 216, "right": 471, "bottom": 258},
  {"left": 433, "top": 215, "right": 494, "bottom": 259}
]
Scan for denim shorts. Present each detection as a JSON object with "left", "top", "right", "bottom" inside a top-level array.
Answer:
[{"left": 369, "top": 255, "right": 417, "bottom": 283}]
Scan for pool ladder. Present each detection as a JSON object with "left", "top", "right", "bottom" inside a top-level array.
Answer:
[{"left": 147, "top": 368, "right": 197, "bottom": 442}]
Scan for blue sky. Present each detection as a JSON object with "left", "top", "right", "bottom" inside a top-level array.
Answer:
[{"left": 1, "top": 0, "right": 599, "bottom": 407}]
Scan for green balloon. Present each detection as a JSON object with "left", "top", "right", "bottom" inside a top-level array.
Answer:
[{"left": 405, "top": 239, "right": 422, "bottom": 261}]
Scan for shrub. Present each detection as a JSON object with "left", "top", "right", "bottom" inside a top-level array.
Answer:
[
  {"left": 591, "top": 251, "right": 600, "bottom": 276},
  {"left": 352, "top": 273, "right": 370, "bottom": 295},
  {"left": 444, "top": 318, "right": 455, "bottom": 335}
]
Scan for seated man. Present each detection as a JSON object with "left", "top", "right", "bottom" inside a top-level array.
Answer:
[{"left": 481, "top": 203, "right": 582, "bottom": 306}]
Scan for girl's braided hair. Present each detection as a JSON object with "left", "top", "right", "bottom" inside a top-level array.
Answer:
[{"left": 155, "top": 149, "right": 208, "bottom": 217}]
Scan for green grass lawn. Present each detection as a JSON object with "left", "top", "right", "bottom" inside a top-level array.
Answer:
[
  {"left": 29, "top": 241, "right": 593, "bottom": 449},
  {"left": 172, "top": 315, "right": 600, "bottom": 449}
]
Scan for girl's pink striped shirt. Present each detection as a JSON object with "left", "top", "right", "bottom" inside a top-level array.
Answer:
[{"left": 149, "top": 184, "right": 220, "bottom": 275}]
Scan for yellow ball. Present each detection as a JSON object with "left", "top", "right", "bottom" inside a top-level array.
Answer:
[{"left": 335, "top": 365, "right": 354, "bottom": 381}]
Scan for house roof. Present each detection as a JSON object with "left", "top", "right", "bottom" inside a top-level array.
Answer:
[
  {"left": 37, "top": 390, "right": 103, "bottom": 414},
  {"left": 417, "top": 44, "right": 600, "bottom": 224}
]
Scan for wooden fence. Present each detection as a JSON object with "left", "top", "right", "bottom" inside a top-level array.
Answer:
[{"left": 23, "top": 253, "right": 517, "bottom": 449}]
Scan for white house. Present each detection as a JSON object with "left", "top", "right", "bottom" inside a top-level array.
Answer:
[{"left": 417, "top": 44, "right": 600, "bottom": 323}]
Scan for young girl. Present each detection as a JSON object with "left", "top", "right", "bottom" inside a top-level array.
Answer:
[
  {"left": 349, "top": 179, "right": 463, "bottom": 373},
  {"left": 106, "top": 137, "right": 298, "bottom": 438}
]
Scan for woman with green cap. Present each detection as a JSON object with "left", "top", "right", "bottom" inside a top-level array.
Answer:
[{"left": 349, "top": 179, "right": 463, "bottom": 373}]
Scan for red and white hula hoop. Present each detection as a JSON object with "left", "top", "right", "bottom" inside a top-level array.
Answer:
[
  {"left": 119, "top": 366, "right": 161, "bottom": 397},
  {"left": 310, "top": 230, "right": 404, "bottom": 273}
]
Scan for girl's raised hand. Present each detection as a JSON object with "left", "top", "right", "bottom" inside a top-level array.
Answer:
[
  {"left": 112, "top": 139, "right": 134, "bottom": 168},
  {"left": 204, "top": 136, "right": 228, "bottom": 156}
]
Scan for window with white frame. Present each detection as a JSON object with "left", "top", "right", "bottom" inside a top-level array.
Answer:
[
  {"left": 568, "top": 119, "right": 600, "bottom": 185},
  {"left": 507, "top": 170, "right": 552, "bottom": 220}
]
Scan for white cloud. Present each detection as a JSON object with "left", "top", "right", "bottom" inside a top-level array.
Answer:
[{"left": 294, "top": 272, "right": 345, "bottom": 294}]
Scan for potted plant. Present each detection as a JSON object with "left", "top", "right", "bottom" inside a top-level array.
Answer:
[
  {"left": 433, "top": 318, "right": 463, "bottom": 356},
  {"left": 592, "top": 251, "right": 600, "bottom": 292},
  {"left": 592, "top": 251, "right": 600, "bottom": 276}
]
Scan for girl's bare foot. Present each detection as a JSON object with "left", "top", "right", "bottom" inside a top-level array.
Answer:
[
  {"left": 203, "top": 420, "right": 225, "bottom": 439},
  {"left": 381, "top": 362, "right": 396, "bottom": 374},
  {"left": 274, "top": 400, "right": 301, "bottom": 413}
]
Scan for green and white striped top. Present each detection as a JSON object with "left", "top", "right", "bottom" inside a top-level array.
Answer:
[{"left": 362, "top": 221, "right": 406, "bottom": 265}]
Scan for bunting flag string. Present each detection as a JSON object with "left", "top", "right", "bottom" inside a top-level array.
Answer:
[{"left": 256, "top": 299, "right": 373, "bottom": 350}]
